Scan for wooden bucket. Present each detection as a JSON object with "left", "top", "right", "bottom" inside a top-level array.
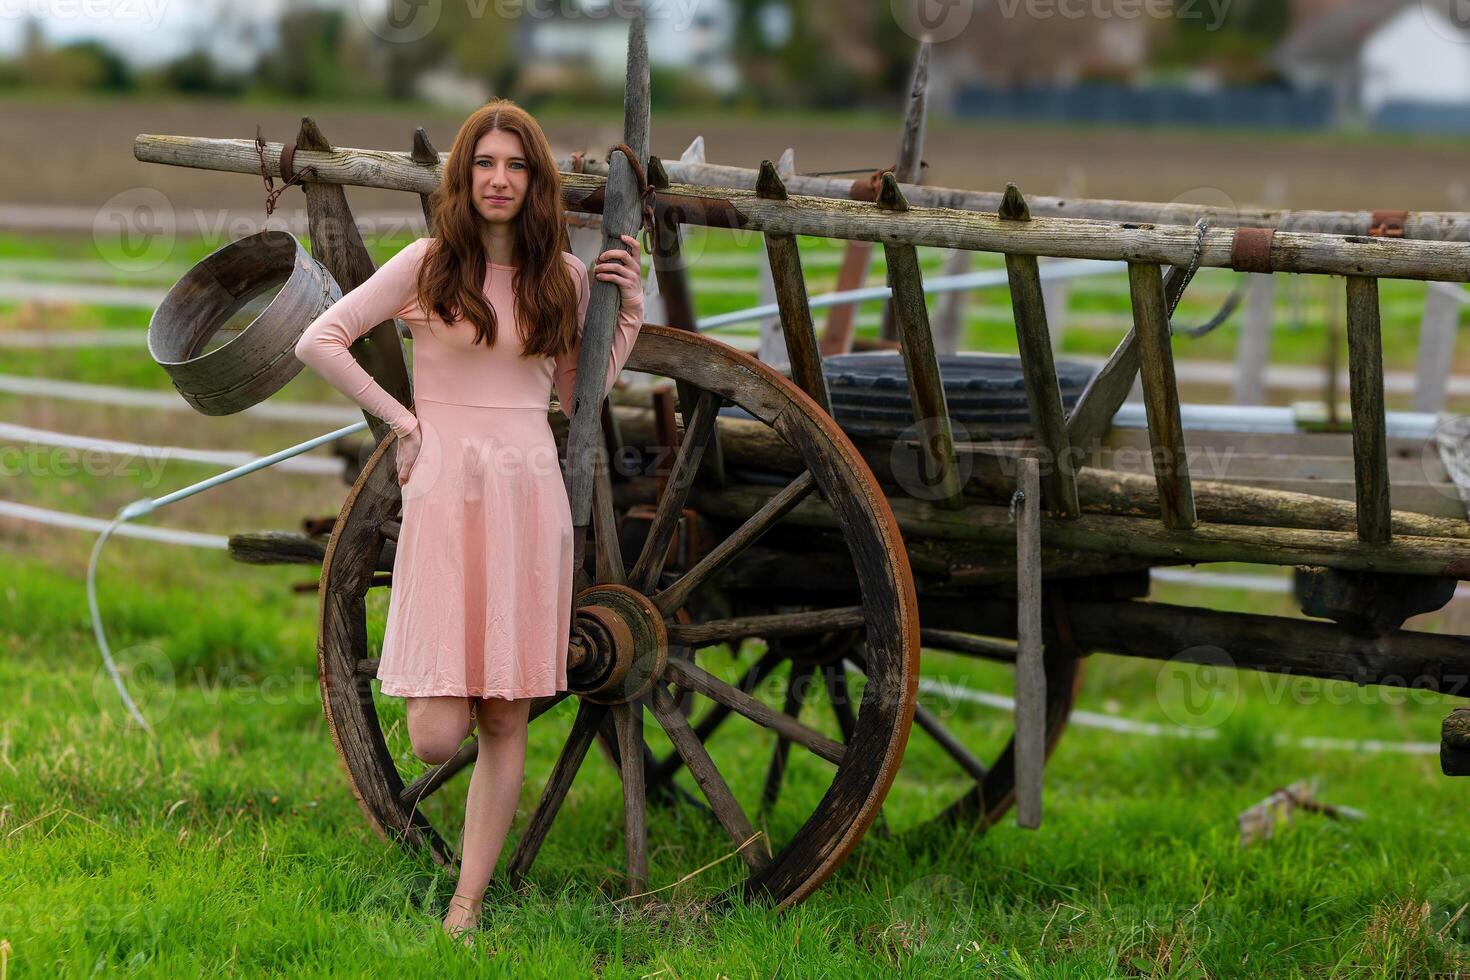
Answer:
[{"left": 147, "top": 230, "right": 341, "bottom": 415}]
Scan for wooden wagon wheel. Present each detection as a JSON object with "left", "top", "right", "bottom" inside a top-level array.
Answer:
[
  {"left": 662, "top": 622, "right": 1083, "bottom": 837},
  {"left": 314, "top": 325, "right": 920, "bottom": 911}
]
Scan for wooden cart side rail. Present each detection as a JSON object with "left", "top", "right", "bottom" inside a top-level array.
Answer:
[
  {"left": 135, "top": 130, "right": 1453, "bottom": 544},
  {"left": 135, "top": 134, "right": 1470, "bottom": 244},
  {"left": 133, "top": 135, "right": 1470, "bottom": 283}
]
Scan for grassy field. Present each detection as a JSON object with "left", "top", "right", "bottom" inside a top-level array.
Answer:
[{"left": 5, "top": 228, "right": 1470, "bottom": 976}]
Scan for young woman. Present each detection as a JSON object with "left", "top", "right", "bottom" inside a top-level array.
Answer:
[{"left": 293, "top": 98, "right": 644, "bottom": 941}]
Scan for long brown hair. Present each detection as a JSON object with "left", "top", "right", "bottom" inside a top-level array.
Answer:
[{"left": 414, "top": 98, "right": 579, "bottom": 357}]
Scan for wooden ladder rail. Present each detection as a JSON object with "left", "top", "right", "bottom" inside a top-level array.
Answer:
[
  {"left": 998, "top": 184, "right": 1080, "bottom": 519},
  {"left": 755, "top": 160, "right": 831, "bottom": 416},
  {"left": 1128, "top": 261, "right": 1198, "bottom": 530},
  {"left": 876, "top": 172, "right": 965, "bottom": 511},
  {"left": 1345, "top": 276, "right": 1392, "bottom": 544}
]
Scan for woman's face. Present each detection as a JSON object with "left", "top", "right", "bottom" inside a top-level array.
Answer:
[{"left": 470, "top": 128, "right": 530, "bottom": 226}]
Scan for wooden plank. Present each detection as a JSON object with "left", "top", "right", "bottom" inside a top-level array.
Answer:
[
  {"left": 564, "top": 12, "right": 649, "bottom": 544},
  {"left": 137, "top": 135, "right": 1470, "bottom": 282},
  {"left": 613, "top": 701, "right": 649, "bottom": 901},
  {"left": 1013, "top": 456, "right": 1044, "bottom": 830},
  {"left": 1346, "top": 276, "right": 1392, "bottom": 543},
  {"left": 999, "top": 184, "right": 1079, "bottom": 518},
  {"left": 1129, "top": 262, "right": 1197, "bottom": 529},
  {"left": 879, "top": 38, "right": 930, "bottom": 344},
  {"left": 681, "top": 479, "right": 1470, "bottom": 573},
  {"left": 409, "top": 127, "right": 438, "bottom": 234},
  {"left": 756, "top": 148, "right": 796, "bottom": 366},
  {"left": 756, "top": 160, "right": 830, "bottom": 414},
  {"left": 877, "top": 172, "right": 965, "bottom": 511}
]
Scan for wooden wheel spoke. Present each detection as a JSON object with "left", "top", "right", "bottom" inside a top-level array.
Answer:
[
  {"left": 628, "top": 388, "right": 723, "bottom": 593},
  {"left": 663, "top": 655, "right": 846, "bottom": 765},
  {"left": 613, "top": 701, "right": 649, "bottom": 899},
  {"left": 649, "top": 683, "right": 770, "bottom": 871},
  {"left": 507, "top": 698, "right": 607, "bottom": 886},
  {"left": 821, "top": 661, "right": 858, "bottom": 742},
  {"left": 760, "top": 661, "right": 816, "bottom": 812},
  {"left": 912, "top": 702, "right": 989, "bottom": 784},
  {"left": 667, "top": 606, "right": 865, "bottom": 649},
  {"left": 591, "top": 442, "right": 626, "bottom": 585},
  {"left": 649, "top": 647, "right": 784, "bottom": 787},
  {"left": 653, "top": 470, "right": 817, "bottom": 615}
]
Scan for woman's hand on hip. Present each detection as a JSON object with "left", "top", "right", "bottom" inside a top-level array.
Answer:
[
  {"left": 595, "top": 234, "right": 644, "bottom": 310},
  {"left": 395, "top": 423, "right": 422, "bottom": 485}
]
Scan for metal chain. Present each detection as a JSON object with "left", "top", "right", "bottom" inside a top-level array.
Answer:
[{"left": 253, "top": 125, "right": 318, "bottom": 217}]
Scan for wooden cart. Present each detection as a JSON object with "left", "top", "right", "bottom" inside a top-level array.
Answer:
[{"left": 135, "top": 17, "right": 1470, "bottom": 913}]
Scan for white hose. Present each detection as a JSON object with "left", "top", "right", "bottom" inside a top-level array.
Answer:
[{"left": 88, "top": 420, "right": 370, "bottom": 733}]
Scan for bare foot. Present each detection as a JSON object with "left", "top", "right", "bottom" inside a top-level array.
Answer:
[{"left": 442, "top": 894, "right": 481, "bottom": 946}]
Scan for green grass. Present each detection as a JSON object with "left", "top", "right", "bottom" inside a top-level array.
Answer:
[{"left": 6, "top": 542, "right": 1470, "bottom": 976}]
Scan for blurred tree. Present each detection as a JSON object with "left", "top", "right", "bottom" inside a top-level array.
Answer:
[
  {"left": 729, "top": 0, "right": 893, "bottom": 107},
  {"left": 152, "top": 49, "right": 247, "bottom": 95},
  {"left": 1, "top": 18, "right": 134, "bottom": 92},
  {"left": 1156, "top": 0, "right": 1291, "bottom": 82},
  {"left": 365, "top": 0, "right": 518, "bottom": 101},
  {"left": 254, "top": 5, "right": 382, "bottom": 100}
]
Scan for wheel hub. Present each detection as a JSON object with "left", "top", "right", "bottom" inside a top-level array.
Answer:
[{"left": 566, "top": 584, "right": 668, "bottom": 703}]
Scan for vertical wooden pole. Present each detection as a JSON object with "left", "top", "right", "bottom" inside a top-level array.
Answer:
[
  {"left": 1346, "top": 276, "right": 1392, "bottom": 543},
  {"left": 1129, "top": 262, "right": 1197, "bottom": 529},
  {"left": 409, "top": 127, "right": 439, "bottom": 235},
  {"left": 566, "top": 11, "right": 649, "bottom": 561},
  {"left": 999, "top": 184, "right": 1079, "bottom": 518},
  {"left": 879, "top": 39, "right": 930, "bottom": 344},
  {"left": 757, "top": 148, "right": 796, "bottom": 367},
  {"left": 757, "top": 159, "right": 830, "bottom": 414},
  {"left": 877, "top": 173, "right": 965, "bottom": 511},
  {"left": 1014, "top": 456, "right": 1044, "bottom": 830}
]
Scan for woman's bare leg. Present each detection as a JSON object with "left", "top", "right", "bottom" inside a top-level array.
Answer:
[
  {"left": 405, "top": 695, "right": 475, "bottom": 764},
  {"left": 445, "top": 695, "right": 531, "bottom": 936}
]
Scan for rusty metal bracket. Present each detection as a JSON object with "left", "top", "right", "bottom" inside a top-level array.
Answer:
[
  {"left": 1369, "top": 208, "right": 1408, "bottom": 238},
  {"left": 1229, "top": 226, "right": 1276, "bottom": 274}
]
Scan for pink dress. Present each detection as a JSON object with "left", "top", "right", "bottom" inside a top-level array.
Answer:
[{"left": 293, "top": 237, "right": 643, "bottom": 699}]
